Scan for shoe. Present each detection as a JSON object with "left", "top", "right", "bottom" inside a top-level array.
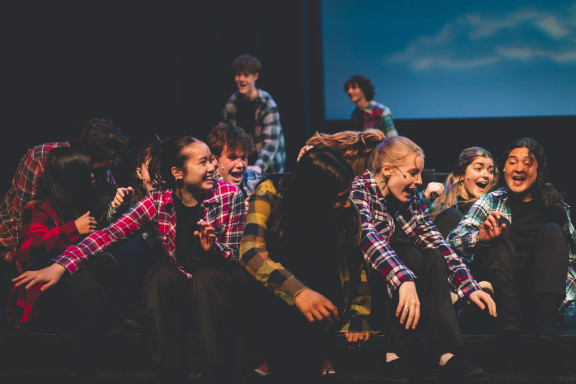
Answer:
[
  {"left": 498, "top": 310, "right": 522, "bottom": 335},
  {"left": 253, "top": 360, "right": 271, "bottom": 376},
  {"left": 535, "top": 311, "right": 561, "bottom": 338},
  {"left": 438, "top": 355, "right": 484, "bottom": 381},
  {"left": 384, "top": 357, "right": 410, "bottom": 384},
  {"left": 321, "top": 359, "right": 336, "bottom": 376}
]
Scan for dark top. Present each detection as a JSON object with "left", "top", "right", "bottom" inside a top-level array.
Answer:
[
  {"left": 235, "top": 96, "right": 258, "bottom": 165},
  {"left": 509, "top": 198, "right": 547, "bottom": 254},
  {"left": 173, "top": 194, "right": 204, "bottom": 271}
]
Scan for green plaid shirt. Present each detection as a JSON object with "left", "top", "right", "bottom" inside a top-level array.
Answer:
[{"left": 448, "top": 187, "right": 576, "bottom": 303}]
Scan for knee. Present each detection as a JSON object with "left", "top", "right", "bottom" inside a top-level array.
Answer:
[
  {"left": 191, "top": 266, "right": 226, "bottom": 292},
  {"left": 538, "top": 222, "right": 563, "bottom": 241},
  {"left": 147, "top": 266, "right": 182, "bottom": 296},
  {"left": 422, "top": 249, "right": 448, "bottom": 274}
]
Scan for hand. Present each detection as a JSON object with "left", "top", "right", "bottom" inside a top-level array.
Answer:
[
  {"left": 478, "top": 212, "right": 506, "bottom": 243},
  {"left": 424, "top": 182, "right": 444, "bottom": 200},
  {"left": 294, "top": 288, "right": 339, "bottom": 323},
  {"left": 247, "top": 165, "right": 262, "bottom": 173},
  {"left": 111, "top": 187, "right": 134, "bottom": 208},
  {"left": 469, "top": 289, "right": 497, "bottom": 317},
  {"left": 345, "top": 331, "right": 370, "bottom": 349},
  {"left": 194, "top": 220, "right": 216, "bottom": 252},
  {"left": 396, "top": 281, "right": 420, "bottom": 330},
  {"left": 297, "top": 145, "right": 313, "bottom": 162},
  {"left": 244, "top": 197, "right": 250, "bottom": 212},
  {"left": 75, "top": 211, "right": 97, "bottom": 235},
  {"left": 12, "top": 263, "right": 67, "bottom": 291}
]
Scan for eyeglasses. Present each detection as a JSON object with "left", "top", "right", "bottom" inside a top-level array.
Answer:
[{"left": 394, "top": 166, "right": 407, "bottom": 179}]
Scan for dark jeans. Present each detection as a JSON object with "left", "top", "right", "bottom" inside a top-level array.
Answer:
[
  {"left": 144, "top": 257, "right": 242, "bottom": 380},
  {"left": 371, "top": 245, "right": 463, "bottom": 358},
  {"left": 471, "top": 222, "right": 569, "bottom": 320}
]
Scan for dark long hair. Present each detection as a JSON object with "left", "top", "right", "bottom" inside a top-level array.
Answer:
[
  {"left": 504, "top": 137, "right": 566, "bottom": 223},
  {"left": 35, "top": 147, "right": 96, "bottom": 223},
  {"left": 147, "top": 136, "right": 202, "bottom": 190}
]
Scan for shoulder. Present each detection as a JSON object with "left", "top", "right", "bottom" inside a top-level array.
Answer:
[
  {"left": 28, "top": 142, "right": 68, "bottom": 161},
  {"left": 212, "top": 180, "right": 241, "bottom": 198},
  {"left": 257, "top": 89, "right": 277, "bottom": 105}
]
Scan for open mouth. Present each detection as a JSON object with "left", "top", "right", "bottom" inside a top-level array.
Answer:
[
  {"left": 229, "top": 170, "right": 244, "bottom": 179},
  {"left": 476, "top": 181, "right": 488, "bottom": 189}
]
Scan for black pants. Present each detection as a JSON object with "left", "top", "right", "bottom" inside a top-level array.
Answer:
[
  {"left": 372, "top": 245, "right": 463, "bottom": 358},
  {"left": 144, "top": 257, "right": 240, "bottom": 380},
  {"left": 433, "top": 207, "right": 463, "bottom": 240},
  {"left": 471, "top": 223, "right": 568, "bottom": 319}
]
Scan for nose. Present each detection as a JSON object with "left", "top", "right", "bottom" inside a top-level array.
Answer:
[{"left": 414, "top": 172, "right": 422, "bottom": 186}]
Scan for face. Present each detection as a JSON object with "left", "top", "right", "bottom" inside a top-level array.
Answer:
[
  {"left": 460, "top": 156, "right": 495, "bottom": 200},
  {"left": 235, "top": 71, "right": 259, "bottom": 99},
  {"left": 136, "top": 159, "right": 153, "bottom": 192},
  {"left": 504, "top": 147, "right": 538, "bottom": 201},
  {"left": 346, "top": 83, "right": 367, "bottom": 104},
  {"left": 380, "top": 153, "right": 424, "bottom": 203},
  {"left": 173, "top": 141, "right": 215, "bottom": 195},
  {"left": 214, "top": 145, "right": 248, "bottom": 186}
]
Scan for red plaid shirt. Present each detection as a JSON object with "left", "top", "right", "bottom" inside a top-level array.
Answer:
[
  {"left": 0, "top": 142, "right": 116, "bottom": 263},
  {"left": 53, "top": 181, "right": 246, "bottom": 279}
]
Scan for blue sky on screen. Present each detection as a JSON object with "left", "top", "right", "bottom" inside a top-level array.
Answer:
[{"left": 322, "top": 0, "right": 576, "bottom": 119}]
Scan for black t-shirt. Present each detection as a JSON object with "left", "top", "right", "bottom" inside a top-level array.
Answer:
[
  {"left": 235, "top": 96, "right": 258, "bottom": 165},
  {"left": 352, "top": 108, "right": 365, "bottom": 131},
  {"left": 173, "top": 195, "right": 205, "bottom": 272},
  {"left": 509, "top": 198, "right": 547, "bottom": 254}
]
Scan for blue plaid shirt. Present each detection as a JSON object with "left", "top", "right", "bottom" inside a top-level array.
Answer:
[
  {"left": 448, "top": 187, "right": 576, "bottom": 303},
  {"left": 352, "top": 101, "right": 398, "bottom": 137},
  {"left": 351, "top": 169, "right": 481, "bottom": 300},
  {"left": 222, "top": 89, "right": 286, "bottom": 173}
]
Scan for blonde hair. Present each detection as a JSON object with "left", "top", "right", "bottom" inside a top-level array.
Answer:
[
  {"left": 371, "top": 136, "right": 424, "bottom": 172},
  {"left": 306, "top": 129, "right": 385, "bottom": 176},
  {"left": 430, "top": 146, "right": 499, "bottom": 218}
]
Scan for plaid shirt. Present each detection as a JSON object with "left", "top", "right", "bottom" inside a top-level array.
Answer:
[
  {"left": 222, "top": 89, "right": 286, "bottom": 173},
  {"left": 351, "top": 170, "right": 481, "bottom": 300},
  {"left": 0, "top": 142, "right": 118, "bottom": 264},
  {"left": 352, "top": 101, "right": 398, "bottom": 137},
  {"left": 240, "top": 179, "right": 371, "bottom": 333},
  {"left": 448, "top": 187, "right": 576, "bottom": 302},
  {"left": 214, "top": 169, "right": 266, "bottom": 200},
  {"left": 6, "top": 201, "right": 82, "bottom": 325},
  {"left": 53, "top": 181, "right": 246, "bottom": 279}
]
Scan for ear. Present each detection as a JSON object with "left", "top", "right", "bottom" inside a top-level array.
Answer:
[
  {"left": 253, "top": 72, "right": 259, "bottom": 81},
  {"left": 171, "top": 166, "right": 183, "bottom": 181},
  {"left": 212, "top": 155, "right": 220, "bottom": 168},
  {"left": 380, "top": 164, "right": 393, "bottom": 178},
  {"left": 135, "top": 167, "right": 144, "bottom": 180}
]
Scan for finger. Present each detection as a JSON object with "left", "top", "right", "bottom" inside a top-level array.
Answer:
[
  {"left": 25, "top": 277, "right": 40, "bottom": 290},
  {"left": 396, "top": 301, "right": 405, "bottom": 318},
  {"left": 41, "top": 281, "right": 56, "bottom": 291},
  {"left": 347, "top": 333, "right": 358, "bottom": 343},
  {"left": 471, "top": 295, "right": 486, "bottom": 310},
  {"left": 404, "top": 307, "right": 415, "bottom": 329},
  {"left": 412, "top": 307, "right": 421, "bottom": 329},
  {"left": 399, "top": 305, "right": 408, "bottom": 325}
]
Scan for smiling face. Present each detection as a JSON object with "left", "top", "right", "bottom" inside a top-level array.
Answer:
[
  {"left": 460, "top": 156, "right": 495, "bottom": 200},
  {"left": 504, "top": 147, "right": 538, "bottom": 201},
  {"left": 234, "top": 71, "right": 259, "bottom": 100},
  {"left": 214, "top": 145, "right": 248, "bottom": 186},
  {"left": 172, "top": 141, "right": 215, "bottom": 197},
  {"left": 379, "top": 153, "right": 424, "bottom": 203},
  {"left": 346, "top": 83, "right": 367, "bottom": 105}
]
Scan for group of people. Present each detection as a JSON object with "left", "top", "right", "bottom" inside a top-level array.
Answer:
[{"left": 1, "top": 54, "right": 575, "bottom": 384}]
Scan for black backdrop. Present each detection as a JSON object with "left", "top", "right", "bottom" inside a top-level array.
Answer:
[{"left": 1, "top": 1, "right": 574, "bottom": 213}]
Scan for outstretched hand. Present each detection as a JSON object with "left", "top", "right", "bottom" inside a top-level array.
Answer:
[
  {"left": 294, "top": 288, "right": 339, "bottom": 323},
  {"left": 12, "top": 263, "right": 67, "bottom": 291},
  {"left": 469, "top": 289, "right": 497, "bottom": 317}
]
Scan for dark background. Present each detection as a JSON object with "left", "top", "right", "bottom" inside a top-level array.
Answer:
[{"left": 1, "top": 1, "right": 574, "bottom": 213}]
